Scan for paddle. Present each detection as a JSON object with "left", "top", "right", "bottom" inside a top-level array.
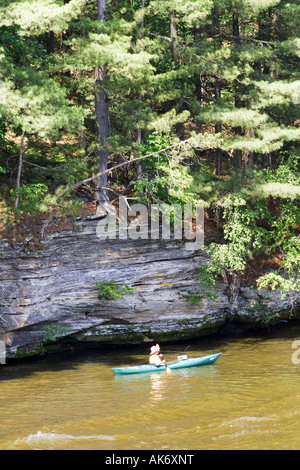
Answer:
[
  {"left": 164, "top": 346, "right": 190, "bottom": 373},
  {"left": 159, "top": 353, "right": 171, "bottom": 374}
]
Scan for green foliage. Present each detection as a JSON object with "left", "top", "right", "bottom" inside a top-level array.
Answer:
[
  {"left": 0, "top": 0, "right": 299, "bottom": 302},
  {"left": 42, "top": 324, "right": 72, "bottom": 343},
  {"left": 0, "top": 183, "right": 49, "bottom": 224},
  {"left": 197, "top": 180, "right": 300, "bottom": 300},
  {"left": 0, "top": 0, "right": 86, "bottom": 35},
  {"left": 53, "top": 159, "right": 90, "bottom": 186},
  {"left": 33, "top": 324, "right": 72, "bottom": 355},
  {"left": 248, "top": 298, "right": 277, "bottom": 325},
  {"left": 1, "top": 183, "right": 84, "bottom": 225},
  {"left": 13, "top": 183, "right": 48, "bottom": 215},
  {"left": 94, "top": 281, "right": 135, "bottom": 302},
  {"left": 38, "top": 186, "right": 84, "bottom": 218},
  {"left": 206, "top": 194, "right": 270, "bottom": 278},
  {"left": 3, "top": 74, "right": 84, "bottom": 138},
  {"left": 186, "top": 265, "right": 218, "bottom": 305},
  {"left": 257, "top": 237, "right": 300, "bottom": 298},
  {"left": 132, "top": 132, "right": 205, "bottom": 206}
]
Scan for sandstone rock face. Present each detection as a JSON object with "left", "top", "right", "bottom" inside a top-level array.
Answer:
[{"left": 0, "top": 217, "right": 299, "bottom": 359}]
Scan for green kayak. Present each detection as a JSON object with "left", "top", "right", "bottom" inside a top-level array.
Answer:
[{"left": 112, "top": 352, "right": 222, "bottom": 375}]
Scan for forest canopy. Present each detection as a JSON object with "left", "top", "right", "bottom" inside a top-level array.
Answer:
[{"left": 0, "top": 0, "right": 299, "bottom": 301}]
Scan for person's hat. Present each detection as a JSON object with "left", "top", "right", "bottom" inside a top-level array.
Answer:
[{"left": 150, "top": 344, "right": 160, "bottom": 355}]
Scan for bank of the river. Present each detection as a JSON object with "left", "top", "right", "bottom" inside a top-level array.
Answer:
[
  {"left": 1, "top": 216, "right": 299, "bottom": 361},
  {"left": 1, "top": 321, "right": 300, "bottom": 450}
]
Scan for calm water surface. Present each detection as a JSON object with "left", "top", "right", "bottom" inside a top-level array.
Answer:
[{"left": 1, "top": 322, "right": 300, "bottom": 450}]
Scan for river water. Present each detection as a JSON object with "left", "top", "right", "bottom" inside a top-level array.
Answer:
[{"left": 1, "top": 322, "right": 300, "bottom": 450}]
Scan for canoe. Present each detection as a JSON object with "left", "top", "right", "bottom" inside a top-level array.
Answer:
[{"left": 112, "top": 352, "right": 222, "bottom": 375}]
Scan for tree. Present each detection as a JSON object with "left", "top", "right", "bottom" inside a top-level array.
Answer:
[
  {"left": 0, "top": 0, "right": 299, "bottom": 302},
  {"left": 95, "top": 0, "right": 110, "bottom": 203},
  {"left": 0, "top": 0, "right": 84, "bottom": 215}
]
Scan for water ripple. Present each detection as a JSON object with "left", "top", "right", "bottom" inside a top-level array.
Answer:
[{"left": 8, "top": 431, "right": 115, "bottom": 450}]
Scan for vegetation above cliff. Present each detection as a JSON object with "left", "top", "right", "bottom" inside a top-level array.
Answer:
[{"left": 0, "top": 0, "right": 299, "bottom": 301}]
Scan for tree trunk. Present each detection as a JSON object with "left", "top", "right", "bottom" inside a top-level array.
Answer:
[
  {"left": 95, "top": 0, "right": 109, "bottom": 203},
  {"left": 47, "top": 31, "right": 55, "bottom": 53},
  {"left": 169, "top": 10, "right": 179, "bottom": 70},
  {"left": 230, "top": 272, "right": 242, "bottom": 304},
  {"left": 213, "top": 10, "right": 222, "bottom": 227},
  {"left": 214, "top": 13, "right": 222, "bottom": 182},
  {"left": 215, "top": 82, "right": 222, "bottom": 228},
  {"left": 244, "top": 126, "right": 254, "bottom": 171},
  {"left": 136, "top": 0, "right": 145, "bottom": 199},
  {"left": 14, "top": 130, "right": 25, "bottom": 211},
  {"left": 215, "top": 83, "right": 222, "bottom": 176},
  {"left": 169, "top": 9, "right": 185, "bottom": 139},
  {"left": 193, "top": 25, "right": 202, "bottom": 133},
  {"left": 232, "top": 10, "right": 240, "bottom": 46},
  {"left": 140, "top": 0, "right": 145, "bottom": 25},
  {"left": 269, "top": 9, "right": 278, "bottom": 80},
  {"left": 232, "top": 10, "right": 242, "bottom": 172}
]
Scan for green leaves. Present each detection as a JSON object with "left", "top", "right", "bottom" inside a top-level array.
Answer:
[
  {"left": 201, "top": 181, "right": 300, "bottom": 300},
  {"left": 3, "top": 74, "right": 84, "bottom": 138},
  {"left": 257, "top": 237, "right": 300, "bottom": 299},
  {"left": 0, "top": 0, "right": 86, "bottom": 35},
  {"left": 94, "top": 281, "right": 135, "bottom": 302},
  {"left": 0, "top": 0, "right": 298, "bottom": 305},
  {"left": 186, "top": 265, "right": 218, "bottom": 305},
  {"left": 147, "top": 0, "right": 214, "bottom": 27}
]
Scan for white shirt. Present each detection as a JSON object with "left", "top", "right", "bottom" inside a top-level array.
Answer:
[{"left": 149, "top": 354, "right": 164, "bottom": 366}]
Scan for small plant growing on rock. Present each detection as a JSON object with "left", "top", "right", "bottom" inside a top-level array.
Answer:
[
  {"left": 186, "top": 265, "right": 218, "bottom": 305},
  {"left": 42, "top": 324, "right": 72, "bottom": 342},
  {"left": 32, "top": 324, "right": 72, "bottom": 356},
  {"left": 94, "top": 281, "right": 134, "bottom": 302}
]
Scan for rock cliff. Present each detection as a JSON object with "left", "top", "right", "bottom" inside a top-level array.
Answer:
[{"left": 0, "top": 216, "right": 299, "bottom": 359}]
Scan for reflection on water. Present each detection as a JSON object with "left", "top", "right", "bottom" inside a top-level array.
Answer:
[
  {"left": 149, "top": 374, "right": 167, "bottom": 405},
  {"left": 1, "top": 322, "right": 300, "bottom": 450}
]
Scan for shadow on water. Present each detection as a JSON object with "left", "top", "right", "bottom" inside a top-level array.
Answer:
[
  {"left": 1, "top": 319, "right": 300, "bottom": 382},
  {"left": 1, "top": 319, "right": 300, "bottom": 450},
  {"left": 0, "top": 343, "right": 144, "bottom": 382}
]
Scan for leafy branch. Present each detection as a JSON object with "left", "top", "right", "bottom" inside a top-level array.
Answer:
[{"left": 94, "top": 281, "right": 134, "bottom": 302}]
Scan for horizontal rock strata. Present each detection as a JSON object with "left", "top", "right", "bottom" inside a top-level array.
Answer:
[{"left": 0, "top": 217, "right": 299, "bottom": 359}]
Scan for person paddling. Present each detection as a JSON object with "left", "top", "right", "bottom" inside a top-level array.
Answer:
[{"left": 149, "top": 343, "right": 167, "bottom": 367}]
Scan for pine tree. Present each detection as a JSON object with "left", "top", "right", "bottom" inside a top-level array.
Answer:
[
  {"left": 0, "top": 0, "right": 299, "bottom": 300},
  {"left": 95, "top": 0, "right": 109, "bottom": 203},
  {"left": 0, "top": 2, "right": 84, "bottom": 210}
]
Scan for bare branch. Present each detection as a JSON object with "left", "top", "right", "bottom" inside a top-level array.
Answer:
[
  {"left": 71, "top": 139, "right": 190, "bottom": 191},
  {"left": 56, "top": 137, "right": 210, "bottom": 200},
  {"left": 149, "top": 32, "right": 172, "bottom": 42}
]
